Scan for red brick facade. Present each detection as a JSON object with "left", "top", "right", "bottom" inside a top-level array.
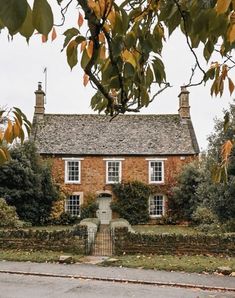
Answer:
[{"left": 49, "top": 154, "right": 196, "bottom": 221}]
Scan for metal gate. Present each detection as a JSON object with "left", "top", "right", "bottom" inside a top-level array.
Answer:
[{"left": 86, "top": 225, "right": 114, "bottom": 256}]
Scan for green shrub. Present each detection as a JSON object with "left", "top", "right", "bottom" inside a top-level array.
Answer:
[
  {"left": 0, "top": 198, "right": 24, "bottom": 228},
  {"left": 49, "top": 212, "right": 80, "bottom": 225},
  {"left": 111, "top": 181, "right": 151, "bottom": 225},
  {"left": 80, "top": 194, "right": 98, "bottom": 220},
  {"left": 169, "top": 162, "right": 203, "bottom": 221},
  {"left": 192, "top": 206, "right": 218, "bottom": 225},
  {"left": 222, "top": 219, "right": 235, "bottom": 232}
]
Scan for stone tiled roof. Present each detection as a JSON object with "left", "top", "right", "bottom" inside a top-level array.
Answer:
[{"left": 32, "top": 114, "right": 199, "bottom": 155}]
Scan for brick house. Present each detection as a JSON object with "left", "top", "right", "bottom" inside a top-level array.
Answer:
[{"left": 32, "top": 84, "right": 199, "bottom": 224}]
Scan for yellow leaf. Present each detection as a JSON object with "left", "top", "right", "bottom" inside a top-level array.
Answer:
[
  {"left": 216, "top": 0, "right": 231, "bottom": 14},
  {"left": 99, "top": 32, "right": 105, "bottom": 43},
  {"left": 221, "top": 140, "right": 233, "bottom": 162},
  {"left": 0, "top": 129, "right": 3, "bottom": 141},
  {"left": 228, "top": 23, "right": 235, "bottom": 43},
  {"left": 0, "top": 148, "right": 8, "bottom": 163},
  {"left": 88, "top": 0, "right": 101, "bottom": 18},
  {"left": 83, "top": 73, "right": 89, "bottom": 86},
  {"left": 78, "top": 12, "right": 84, "bottom": 27},
  {"left": 4, "top": 120, "right": 13, "bottom": 143},
  {"left": 228, "top": 77, "right": 235, "bottom": 95},
  {"left": 13, "top": 122, "right": 20, "bottom": 138},
  {"left": 107, "top": 9, "right": 116, "bottom": 28},
  {"left": 100, "top": 45, "right": 106, "bottom": 60},
  {"left": 80, "top": 40, "right": 87, "bottom": 52},
  {"left": 87, "top": 40, "right": 94, "bottom": 58},
  {"left": 99, "top": 0, "right": 106, "bottom": 17},
  {"left": 122, "top": 50, "right": 137, "bottom": 68},
  {"left": 51, "top": 27, "right": 57, "bottom": 42}
]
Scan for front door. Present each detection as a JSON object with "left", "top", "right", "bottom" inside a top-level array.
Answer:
[{"left": 96, "top": 196, "right": 112, "bottom": 224}]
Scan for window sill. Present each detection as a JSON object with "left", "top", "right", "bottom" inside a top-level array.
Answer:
[
  {"left": 149, "top": 215, "right": 164, "bottom": 218},
  {"left": 149, "top": 181, "right": 164, "bottom": 184},
  {"left": 64, "top": 181, "right": 81, "bottom": 184}
]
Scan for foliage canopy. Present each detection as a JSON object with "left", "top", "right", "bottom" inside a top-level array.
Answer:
[
  {"left": 0, "top": 141, "right": 59, "bottom": 225},
  {"left": 1, "top": 0, "right": 235, "bottom": 116}
]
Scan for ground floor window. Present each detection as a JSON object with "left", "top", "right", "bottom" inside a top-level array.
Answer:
[
  {"left": 65, "top": 194, "right": 80, "bottom": 217},
  {"left": 149, "top": 195, "right": 165, "bottom": 217}
]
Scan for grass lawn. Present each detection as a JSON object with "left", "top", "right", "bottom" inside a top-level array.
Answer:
[
  {"left": 102, "top": 254, "right": 235, "bottom": 273},
  {"left": 0, "top": 249, "right": 83, "bottom": 263},
  {"left": 132, "top": 225, "right": 201, "bottom": 235}
]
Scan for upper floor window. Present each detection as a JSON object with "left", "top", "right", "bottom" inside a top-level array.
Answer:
[
  {"left": 65, "top": 193, "right": 82, "bottom": 217},
  {"left": 149, "top": 160, "right": 164, "bottom": 183},
  {"left": 106, "top": 160, "right": 122, "bottom": 184},
  {"left": 149, "top": 194, "right": 165, "bottom": 218},
  {"left": 64, "top": 159, "right": 81, "bottom": 183}
]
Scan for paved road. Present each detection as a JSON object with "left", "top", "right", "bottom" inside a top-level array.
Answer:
[{"left": 0, "top": 273, "right": 234, "bottom": 298}]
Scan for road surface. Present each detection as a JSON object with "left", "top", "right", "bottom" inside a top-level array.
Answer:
[{"left": 0, "top": 273, "right": 234, "bottom": 298}]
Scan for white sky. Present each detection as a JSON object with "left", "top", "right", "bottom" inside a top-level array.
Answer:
[{"left": 0, "top": 1, "right": 233, "bottom": 150}]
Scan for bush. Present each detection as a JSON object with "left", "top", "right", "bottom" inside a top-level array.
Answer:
[
  {"left": 110, "top": 218, "right": 134, "bottom": 232},
  {"left": 111, "top": 181, "right": 151, "bottom": 225},
  {"left": 80, "top": 194, "right": 98, "bottom": 220},
  {"left": 0, "top": 198, "right": 24, "bottom": 228},
  {"left": 49, "top": 212, "right": 80, "bottom": 225},
  {"left": 169, "top": 162, "right": 203, "bottom": 221},
  {"left": 192, "top": 206, "right": 218, "bottom": 225}
]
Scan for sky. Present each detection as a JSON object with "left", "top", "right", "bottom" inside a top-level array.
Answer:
[{"left": 0, "top": 1, "right": 233, "bottom": 151}]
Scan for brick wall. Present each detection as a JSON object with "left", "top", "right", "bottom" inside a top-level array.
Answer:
[{"left": 50, "top": 155, "right": 194, "bottom": 196}]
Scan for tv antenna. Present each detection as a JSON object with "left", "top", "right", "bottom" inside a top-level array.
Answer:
[{"left": 43, "top": 67, "right": 47, "bottom": 104}]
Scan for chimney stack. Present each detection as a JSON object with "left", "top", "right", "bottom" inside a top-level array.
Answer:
[
  {"left": 178, "top": 86, "right": 190, "bottom": 119},
  {"left": 34, "top": 82, "right": 45, "bottom": 121}
]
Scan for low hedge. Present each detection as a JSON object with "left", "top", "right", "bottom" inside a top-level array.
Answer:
[
  {"left": 0, "top": 226, "right": 87, "bottom": 254},
  {"left": 114, "top": 227, "right": 235, "bottom": 256}
]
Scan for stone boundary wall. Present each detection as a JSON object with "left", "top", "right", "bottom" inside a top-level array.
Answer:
[
  {"left": 0, "top": 226, "right": 88, "bottom": 254},
  {"left": 114, "top": 227, "right": 235, "bottom": 256}
]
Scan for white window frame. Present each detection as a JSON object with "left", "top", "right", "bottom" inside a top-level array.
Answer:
[
  {"left": 146, "top": 159, "right": 166, "bottom": 184},
  {"left": 104, "top": 159, "right": 123, "bottom": 184},
  {"left": 65, "top": 192, "right": 83, "bottom": 217},
  {"left": 149, "top": 194, "right": 165, "bottom": 218},
  {"left": 63, "top": 158, "right": 83, "bottom": 184}
]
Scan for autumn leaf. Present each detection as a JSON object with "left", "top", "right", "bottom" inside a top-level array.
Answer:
[
  {"left": 122, "top": 50, "right": 137, "bottom": 68},
  {"left": 87, "top": 40, "right": 94, "bottom": 58},
  {"left": 216, "top": 0, "right": 231, "bottom": 14},
  {"left": 100, "top": 45, "right": 106, "bottom": 60},
  {"left": 4, "top": 120, "right": 13, "bottom": 143},
  {"left": 78, "top": 12, "right": 84, "bottom": 27},
  {"left": 83, "top": 73, "right": 89, "bottom": 86},
  {"left": 42, "top": 34, "right": 47, "bottom": 43},
  {"left": 228, "top": 23, "right": 235, "bottom": 43},
  {"left": 228, "top": 77, "right": 235, "bottom": 95},
  {"left": 221, "top": 140, "right": 233, "bottom": 162},
  {"left": 51, "top": 27, "right": 57, "bottom": 42},
  {"left": 80, "top": 40, "right": 87, "bottom": 52}
]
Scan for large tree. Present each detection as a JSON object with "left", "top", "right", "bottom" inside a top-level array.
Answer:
[
  {"left": 0, "top": 0, "right": 234, "bottom": 116},
  {"left": 0, "top": 141, "right": 58, "bottom": 225}
]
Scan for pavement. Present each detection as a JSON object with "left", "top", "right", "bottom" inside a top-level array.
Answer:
[{"left": 0, "top": 259, "right": 235, "bottom": 292}]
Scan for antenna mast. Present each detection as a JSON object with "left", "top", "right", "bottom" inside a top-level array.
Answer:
[{"left": 43, "top": 67, "right": 47, "bottom": 104}]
